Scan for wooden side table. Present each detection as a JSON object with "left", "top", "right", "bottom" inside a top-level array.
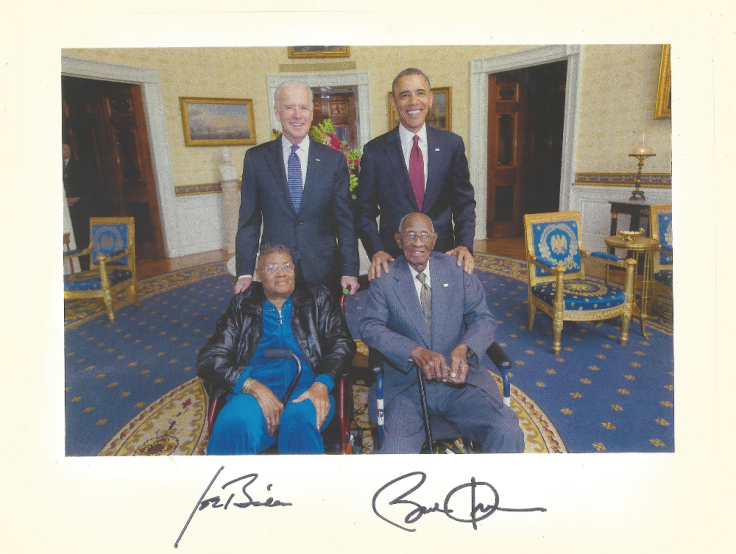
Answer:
[{"left": 604, "top": 235, "right": 660, "bottom": 338}]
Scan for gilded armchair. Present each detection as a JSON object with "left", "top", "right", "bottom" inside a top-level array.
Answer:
[
  {"left": 647, "top": 204, "right": 673, "bottom": 313},
  {"left": 524, "top": 211, "right": 637, "bottom": 355},
  {"left": 63, "top": 217, "right": 140, "bottom": 322}
]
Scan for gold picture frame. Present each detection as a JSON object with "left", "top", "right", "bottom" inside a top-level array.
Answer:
[
  {"left": 388, "top": 86, "right": 452, "bottom": 132},
  {"left": 654, "top": 45, "right": 671, "bottom": 120},
  {"left": 180, "top": 97, "right": 256, "bottom": 146},
  {"left": 287, "top": 46, "right": 350, "bottom": 59}
]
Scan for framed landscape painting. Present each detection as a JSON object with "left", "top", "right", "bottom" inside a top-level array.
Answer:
[
  {"left": 180, "top": 97, "right": 256, "bottom": 146},
  {"left": 287, "top": 46, "right": 350, "bottom": 59}
]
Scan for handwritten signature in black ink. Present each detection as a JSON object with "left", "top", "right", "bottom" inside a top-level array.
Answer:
[
  {"left": 175, "top": 466, "right": 292, "bottom": 547},
  {"left": 372, "top": 471, "right": 546, "bottom": 532}
]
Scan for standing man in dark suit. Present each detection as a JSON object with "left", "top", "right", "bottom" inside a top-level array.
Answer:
[
  {"left": 360, "top": 213, "right": 523, "bottom": 454},
  {"left": 63, "top": 143, "right": 96, "bottom": 266},
  {"left": 356, "top": 68, "right": 476, "bottom": 280},
  {"left": 234, "top": 80, "right": 359, "bottom": 296}
]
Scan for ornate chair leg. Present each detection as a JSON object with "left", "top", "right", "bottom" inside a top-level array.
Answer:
[
  {"left": 99, "top": 259, "right": 116, "bottom": 322},
  {"left": 552, "top": 268, "right": 565, "bottom": 355},
  {"left": 103, "top": 289, "right": 115, "bottom": 322},
  {"left": 131, "top": 280, "right": 141, "bottom": 307},
  {"left": 527, "top": 298, "right": 536, "bottom": 331}
]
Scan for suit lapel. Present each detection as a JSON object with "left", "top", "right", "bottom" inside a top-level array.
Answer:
[
  {"left": 427, "top": 253, "right": 451, "bottom": 334},
  {"left": 300, "top": 138, "right": 322, "bottom": 216},
  {"left": 386, "top": 128, "right": 419, "bottom": 211},
  {"left": 265, "top": 138, "right": 298, "bottom": 216},
  {"left": 390, "top": 258, "right": 431, "bottom": 347},
  {"left": 423, "top": 126, "right": 443, "bottom": 212}
]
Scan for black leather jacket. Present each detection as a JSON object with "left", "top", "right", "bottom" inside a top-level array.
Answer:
[{"left": 197, "top": 282, "right": 356, "bottom": 408}]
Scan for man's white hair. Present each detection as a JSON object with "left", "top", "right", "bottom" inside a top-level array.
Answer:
[
  {"left": 274, "top": 80, "right": 314, "bottom": 110},
  {"left": 398, "top": 213, "right": 435, "bottom": 234}
]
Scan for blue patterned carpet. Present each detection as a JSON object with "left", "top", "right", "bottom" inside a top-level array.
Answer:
[
  {"left": 344, "top": 254, "right": 674, "bottom": 453},
  {"left": 64, "top": 254, "right": 674, "bottom": 456}
]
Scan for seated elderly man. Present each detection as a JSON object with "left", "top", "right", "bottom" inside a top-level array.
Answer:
[
  {"left": 360, "top": 213, "right": 524, "bottom": 454},
  {"left": 198, "top": 244, "right": 356, "bottom": 455}
]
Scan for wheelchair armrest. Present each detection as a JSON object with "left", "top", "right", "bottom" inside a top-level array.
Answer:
[
  {"left": 368, "top": 347, "right": 384, "bottom": 375},
  {"left": 486, "top": 341, "right": 511, "bottom": 371}
]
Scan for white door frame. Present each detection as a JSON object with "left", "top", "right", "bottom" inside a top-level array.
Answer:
[
  {"left": 266, "top": 72, "right": 372, "bottom": 149},
  {"left": 61, "top": 56, "right": 181, "bottom": 257},
  {"left": 469, "top": 45, "right": 582, "bottom": 238}
]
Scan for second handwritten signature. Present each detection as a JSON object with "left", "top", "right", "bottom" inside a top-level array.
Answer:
[{"left": 372, "top": 471, "right": 546, "bottom": 532}]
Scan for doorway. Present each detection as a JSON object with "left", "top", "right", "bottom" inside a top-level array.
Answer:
[
  {"left": 311, "top": 87, "right": 359, "bottom": 151},
  {"left": 486, "top": 61, "right": 567, "bottom": 237},
  {"left": 62, "top": 76, "right": 164, "bottom": 258}
]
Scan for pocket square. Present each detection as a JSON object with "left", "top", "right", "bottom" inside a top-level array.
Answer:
[{"left": 443, "top": 283, "right": 449, "bottom": 287}]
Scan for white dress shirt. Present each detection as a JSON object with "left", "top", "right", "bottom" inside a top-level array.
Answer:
[{"left": 398, "top": 123, "right": 429, "bottom": 189}]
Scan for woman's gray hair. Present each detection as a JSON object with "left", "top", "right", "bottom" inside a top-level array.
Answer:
[{"left": 257, "top": 244, "right": 293, "bottom": 267}]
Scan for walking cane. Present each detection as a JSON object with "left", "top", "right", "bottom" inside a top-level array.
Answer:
[
  {"left": 415, "top": 364, "right": 434, "bottom": 453},
  {"left": 263, "top": 349, "right": 302, "bottom": 404}
]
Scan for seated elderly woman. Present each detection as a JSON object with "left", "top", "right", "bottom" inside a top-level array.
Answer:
[{"left": 197, "top": 244, "right": 356, "bottom": 454}]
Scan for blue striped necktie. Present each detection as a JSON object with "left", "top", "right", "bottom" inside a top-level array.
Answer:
[{"left": 287, "top": 144, "right": 302, "bottom": 214}]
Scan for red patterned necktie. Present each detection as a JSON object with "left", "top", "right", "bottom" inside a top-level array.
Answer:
[{"left": 409, "top": 134, "right": 425, "bottom": 211}]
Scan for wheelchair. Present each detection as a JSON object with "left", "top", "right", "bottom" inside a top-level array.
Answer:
[
  {"left": 363, "top": 342, "right": 513, "bottom": 454},
  {"left": 205, "top": 291, "right": 355, "bottom": 455}
]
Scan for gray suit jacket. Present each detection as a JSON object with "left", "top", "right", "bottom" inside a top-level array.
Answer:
[
  {"left": 235, "top": 137, "right": 359, "bottom": 287},
  {"left": 359, "top": 252, "right": 497, "bottom": 404}
]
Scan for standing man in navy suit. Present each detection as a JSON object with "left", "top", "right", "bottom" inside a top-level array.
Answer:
[
  {"left": 356, "top": 68, "right": 476, "bottom": 280},
  {"left": 235, "top": 80, "right": 360, "bottom": 296}
]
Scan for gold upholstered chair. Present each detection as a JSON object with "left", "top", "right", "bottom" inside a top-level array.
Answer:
[
  {"left": 647, "top": 204, "right": 673, "bottom": 313},
  {"left": 63, "top": 217, "right": 140, "bottom": 322},
  {"left": 524, "top": 211, "right": 637, "bottom": 355}
]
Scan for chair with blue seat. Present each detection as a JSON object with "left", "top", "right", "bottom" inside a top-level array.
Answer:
[
  {"left": 647, "top": 204, "right": 673, "bottom": 314},
  {"left": 63, "top": 217, "right": 140, "bottom": 323},
  {"left": 524, "top": 211, "right": 637, "bottom": 355}
]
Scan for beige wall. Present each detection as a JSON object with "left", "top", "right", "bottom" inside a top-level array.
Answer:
[
  {"left": 577, "top": 44, "right": 671, "bottom": 174},
  {"left": 62, "top": 45, "right": 672, "bottom": 189}
]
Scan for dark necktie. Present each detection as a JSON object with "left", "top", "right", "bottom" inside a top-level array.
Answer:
[
  {"left": 409, "top": 135, "right": 425, "bottom": 211},
  {"left": 287, "top": 144, "right": 302, "bottom": 214},
  {"left": 417, "top": 271, "right": 432, "bottom": 337}
]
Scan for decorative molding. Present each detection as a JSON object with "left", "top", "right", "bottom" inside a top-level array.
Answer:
[
  {"left": 574, "top": 173, "right": 672, "bottom": 187},
  {"left": 61, "top": 56, "right": 181, "bottom": 258},
  {"left": 175, "top": 182, "right": 242, "bottom": 196},
  {"left": 267, "top": 72, "right": 371, "bottom": 149},
  {"left": 470, "top": 45, "right": 582, "bottom": 239}
]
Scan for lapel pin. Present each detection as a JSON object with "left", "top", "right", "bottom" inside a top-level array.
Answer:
[
  {"left": 316, "top": 158, "right": 321, "bottom": 162},
  {"left": 435, "top": 148, "right": 440, "bottom": 152},
  {"left": 443, "top": 283, "right": 449, "bottom": 287}
]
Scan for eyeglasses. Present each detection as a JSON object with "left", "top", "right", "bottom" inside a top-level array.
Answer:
[
  {"left": 402, "top": 231, "right": 434, "bottom": 243},
  {"left": 261, "top": 262, "right": 295, "bottom": 274}
]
